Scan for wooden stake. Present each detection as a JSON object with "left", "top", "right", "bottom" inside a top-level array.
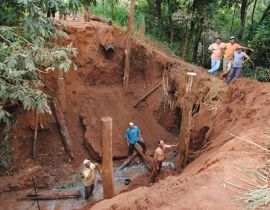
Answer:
[
  {"left": 123, "top": 0, "right": 135, "bottom": 93},
  {"left": 100, "top": 116, "right": 114, "bottom": 199},
  {"left": 32, "top": 109, "right": 39, "bottom": 160},
  {"left": 57, "top": 70, "right": 66, "bottom": 113},
  {"left": 176, "top": 72, "right": 197, "bottom": 171}
]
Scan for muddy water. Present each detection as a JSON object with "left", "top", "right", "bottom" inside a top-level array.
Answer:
[{"left": 0, "top": 164, "right": 148, "bottom": 210}]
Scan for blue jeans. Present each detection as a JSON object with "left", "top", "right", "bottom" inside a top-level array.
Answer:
[
  {"left": 208, "top": 59, "right": 221, "bottom": 74},
  {"left": 226, "top": 67, "right": 241, "bottom": 85}
]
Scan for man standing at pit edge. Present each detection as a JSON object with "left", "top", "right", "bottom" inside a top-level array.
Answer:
[
  {"left": 125, "top": 122, "right": 146, "bottom": 155},
  {"left": 222, "top": 36, "right": 251, "bottom": 77},
  {"left": 208, "top": 37, "right": 225, "bottom": 75},
  {"left": 226, "top": 47, "right": 250, "bottom": 85}
]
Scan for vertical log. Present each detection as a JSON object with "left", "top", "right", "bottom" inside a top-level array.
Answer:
[
  {"left": 123, "top": 0, "right": 135, "bottom": 93},
  {"left": 57, "top": 70, "right": 66, "bottom": 113},
  {"left": 100, "top": 116, "right": 114, "bottom": 199},
  {"left": 32, "top": 109, "right": 39, "bottom": 159},
  {"left": 176, "top": 72, "right": 197, "bottom": 171}
]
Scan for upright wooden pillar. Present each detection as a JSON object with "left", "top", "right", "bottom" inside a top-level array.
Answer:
[
  {"left": 57, "top": 70, "right": 66, "bottom": 113},
  {"left": 100, "top": 116, "right": 114, "bottom": 199},
  {"left": 176, "top": 72, "right": 197, "bottom": 171},
  {"left": 123, "top": 0, "right": 135, "bottom": 93},
  {"left": 32, "top": 109, "right": 39, "bottom": 159}
]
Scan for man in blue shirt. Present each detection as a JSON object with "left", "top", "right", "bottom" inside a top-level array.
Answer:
[
  {"left": 125, "top": 122, "right": 146, "bottom": 155},
  {"left": 226, "top": 47, "right": 250, "bottom": 85}
]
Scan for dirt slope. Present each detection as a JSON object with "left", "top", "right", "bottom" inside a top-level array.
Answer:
[
  {"left": 0, "top": 18, "right": 179, "bottom": 192},
  {"left": 88, "top": 79, "right": 270, "bottom": 210},
  {"left": 1, "top": 18, "right": 270, "bottom": 210}
]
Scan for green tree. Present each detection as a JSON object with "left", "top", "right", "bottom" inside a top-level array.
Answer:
[{"left": 0, "top": 0, "right": 77, "bottom": 123}]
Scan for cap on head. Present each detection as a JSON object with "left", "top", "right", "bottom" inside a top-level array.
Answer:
[
  {"left": 83, "top": 159, "right": 91, "bottom": 166},
  {"left": 229, "top": 36, "right": 236, "bottom": 40},
  {"left": 129, "top": 122, "right": 134, "bottom": 127}
]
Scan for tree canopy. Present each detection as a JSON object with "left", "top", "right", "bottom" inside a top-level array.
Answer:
[{"left": 0, "top": 0, "right": 77, "bottom": 123}]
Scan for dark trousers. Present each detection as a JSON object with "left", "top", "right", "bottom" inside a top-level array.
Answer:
[
  {"left": 128, "top": 140, "right": 146, "bottom": 155},
  {"left": 151, "top": 160, "right": 163, "bottom": 182},
  {"left": 85, "top": 184, "right": 94, "bottom": 200},
  {"left": 227, "top": 67, "right": 241, "bottom": 85}
]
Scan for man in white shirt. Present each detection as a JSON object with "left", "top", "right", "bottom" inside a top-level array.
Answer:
[{"left": 151, "top": 140, "right": 178, "bottom": 182}]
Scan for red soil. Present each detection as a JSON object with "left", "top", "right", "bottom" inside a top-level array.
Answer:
[{"left": 1, "top": 18, "right": 270, "bottom": 210}]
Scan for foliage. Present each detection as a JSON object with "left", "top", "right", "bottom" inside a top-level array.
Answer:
[
  {"left": 91, "top": 1, "right": 128, "bottom": 26},
  {"left": 0, "top": 0, "right": 77, "bottom": 123}
]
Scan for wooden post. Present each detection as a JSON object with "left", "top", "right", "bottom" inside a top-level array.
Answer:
[
  {"left": 100, "top": 116, "right": 114, "bottom": 199},
  {"left": 32, "top": 109, "right": 39, "bottom": 159},
  {"left": 57, "top": 70, "right": 66, "bottom": 113},
  {"left": 53, "top": 98, "right": 75, "bottom": 161},
  {"left": 123, "top": 0, "right": 135, "bottom": 93},
  {"left": 176, "top": 72, "right": 197, "bottom": 171}
]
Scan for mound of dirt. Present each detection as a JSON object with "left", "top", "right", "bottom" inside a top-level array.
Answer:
[{"left": 86, "top": 78, "right": 270, "bottom": 210}]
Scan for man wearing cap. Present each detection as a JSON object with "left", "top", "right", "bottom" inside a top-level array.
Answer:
[
  {"left": 222, "top": 37, "right": 250, "bottom": 77},
  {"left": 151, "top": 140, "right": 178, "bottom": 182},
  {"left": 82, "top": 159, "right": 100, "bottom": 200},
  {"left": 226, "top": 47, "right": 250, "bottom": 85},
  {"left": 208, "top": 37, "right": 225, "bottom": 75},
  {"left": 125, "top": 122, "right": 146, "bottom": 155}
]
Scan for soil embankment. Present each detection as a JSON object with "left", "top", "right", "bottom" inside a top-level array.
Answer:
[{"left": 0, "top": 18, "right": 270, "bottom": 210}]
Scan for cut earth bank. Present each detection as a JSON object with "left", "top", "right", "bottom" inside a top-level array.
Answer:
[{"left": 0, "top": 19, "right": 269, "bottom": 210}]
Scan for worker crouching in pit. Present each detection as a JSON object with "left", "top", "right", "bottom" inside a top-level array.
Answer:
[
  {"left": 151, "top": 140, "right": 178, "bottom": 182},
  {"left": 82, "top": 159, "right": 102, "bottom": 200},
  {"left": 125, "top": 122, "right": 146, "bottom": 156}
]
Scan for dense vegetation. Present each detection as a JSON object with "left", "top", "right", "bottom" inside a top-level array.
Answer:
[{"left": 91, "top": 0, "right": 270, "bottom": 81}]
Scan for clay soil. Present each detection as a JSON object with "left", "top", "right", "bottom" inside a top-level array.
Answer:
[{"left": 1, "top": 18, "right": 270, "bottom": 210}]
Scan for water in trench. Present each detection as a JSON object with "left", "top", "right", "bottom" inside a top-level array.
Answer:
[{"left": 0, "top": 163, "right": 149, "bottom": 210}]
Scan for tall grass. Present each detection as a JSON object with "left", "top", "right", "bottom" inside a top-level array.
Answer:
[{"left": 91, "top": 2, "right": 128, "bottom": 27}]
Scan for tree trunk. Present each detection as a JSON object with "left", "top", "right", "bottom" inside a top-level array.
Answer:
[
  {"left": 156, "top": 0, "right": 162, "bottom": 26},
  {"left": 230, "top": 4, "right": 237, "bottom": 36},
  {"left": 57, "top": 70, "right": 66, "bottom": 113},
  {"left": 181, "top": 30, "right": 189, "bottom": 60},
  {"left": 123, "top": 0, "right": 135, "bottom": 93},
  {"left": 52, "top": 98, "right": 75, "bottom": 161},
  {"left": 176, "top": 72, "right": 197, "bottom": 171},
  {"left": 134, "top": 144, "right": 154, "bottom": 171},
  {"left": 239, "top": 0, "right": 248, "bottom": 40},
  {"left": 248, "top": 0, "right": 257, "bottom": 39},
  {"left": 259, "top": 3, "right": 270, "bottom": 26},
  {"left": 192, "top": 20, "right": 203, "bottom": 62}
]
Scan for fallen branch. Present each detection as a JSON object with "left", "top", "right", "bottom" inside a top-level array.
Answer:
[
  {"left": 90, "top": 16, "right": 112, "bottom": 25},
  {"left": 133, "top": 82, "right": 161, "bottom": 108},
  {"left": 134, "top": 144, "right": 154, "bottom": 171},
  {"left": 120, "top": 151, "right": 138, "bottom": 170},
  {"left": 25, "top": 189, "right": 81, "bottom": 200},
  {"left": 227, "top": 132, "right": 270, "bottom": 153}
]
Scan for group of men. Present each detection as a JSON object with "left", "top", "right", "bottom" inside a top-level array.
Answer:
[
  {"left": 81, "top": 122, "right": 176, "bottom": 199},
  {"left": 208, "top": 36, "right": 251, "bottom": 85}
]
